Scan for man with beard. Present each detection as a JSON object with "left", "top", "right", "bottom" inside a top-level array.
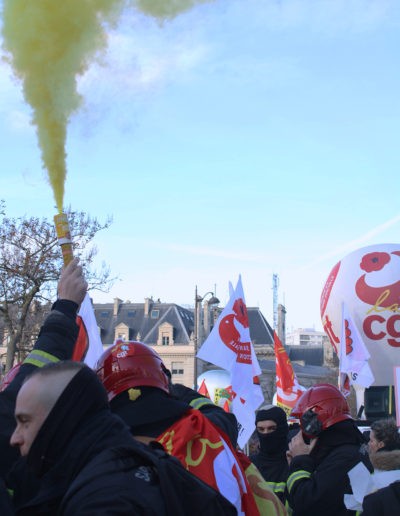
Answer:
[{"left": 249, "top": 405, "right": 289, "bottom": 503}]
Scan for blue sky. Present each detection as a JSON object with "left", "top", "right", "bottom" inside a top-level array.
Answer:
[{"left": 1, "top": 0, "right": 400, "bottom": 332}]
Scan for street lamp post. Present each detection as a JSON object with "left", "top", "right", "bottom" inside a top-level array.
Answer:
[{"left": 193, "top": 286, "right": 220, "bottom": 390}]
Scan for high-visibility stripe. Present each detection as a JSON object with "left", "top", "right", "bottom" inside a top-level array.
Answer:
[
  {"left": 287, "top": 469, "right": 311, "bottom": 493},
  {"left": 189, "top": 397, "right": 214, "bottom": 410},
  {"left": 23, "top": 350, "right": 59, "bottom": 368},
  {"left": 266, "top": 481, "right": 286, "bottom": 494}
]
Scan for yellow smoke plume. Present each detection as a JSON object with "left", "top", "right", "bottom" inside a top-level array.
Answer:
[
  {"left": 136, "top": 0, "right": 212, "bottom": 18},
  {"left": 1, "top": 0, "right": 212, "bottom": 212}
]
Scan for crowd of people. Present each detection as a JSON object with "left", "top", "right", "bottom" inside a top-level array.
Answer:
[{"left": 0, "top": 258, "right": 399, "bottom": 514}]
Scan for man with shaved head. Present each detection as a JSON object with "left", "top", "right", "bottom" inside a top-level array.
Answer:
[
  {"left": 0, "top": 258, "right": 88, "bottom": 480},
  {"left": 9, "top": 361, "right": 170, "bottom": 515}
]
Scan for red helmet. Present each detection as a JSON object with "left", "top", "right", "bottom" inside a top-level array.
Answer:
[
  {"left": 95, "top": 340, "right": 169, "bottom": 401},
  {"left": 0, "top": 363, "right": 21, "bottom": 392},
  {"left": 291, "top": 383, "right": 352, "bottom": 437}
]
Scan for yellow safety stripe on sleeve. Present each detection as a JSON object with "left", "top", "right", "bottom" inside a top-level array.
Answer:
[
  {"left": 286, "top": 469, "right": 312, "bottom": 494},
  {"left": 267, "top": 481, "right": 286, "bottom": 494},
  {"left": 23, "top": 350, "right": 59, "bottom": 368},
  {"left": 189, "top": 397, "right": 214, "bottom": 410}
]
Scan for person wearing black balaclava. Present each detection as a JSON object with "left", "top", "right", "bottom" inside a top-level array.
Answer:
[{"left": 249, "top": 404, "right": 289, "bottom": 503}]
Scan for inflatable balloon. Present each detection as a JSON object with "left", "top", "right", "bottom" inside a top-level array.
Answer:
[
  {"left": 197, "top": 369, "right": 233, "bottom": 410},
  {"left": 321, "top": 243, "right": 400, "bottom": 386}
]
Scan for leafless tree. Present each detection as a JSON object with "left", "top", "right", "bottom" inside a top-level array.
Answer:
[{"left": 0, "top": 204, "right": 115, "bottom": 370}]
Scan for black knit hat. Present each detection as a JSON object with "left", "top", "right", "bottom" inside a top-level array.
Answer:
[{"left": 256, "top": 405, "right": 288, "bottom": 427}]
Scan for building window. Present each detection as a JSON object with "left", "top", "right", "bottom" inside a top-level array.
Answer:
[
  {"left": 162, "top": 336, "right": 170, "bottom": 346},
  {"left": 171, "top": 362, "right": 184, "bottom": 375},
  {"left": 151, "top": 309, "right": 160, "bottom": 319}
]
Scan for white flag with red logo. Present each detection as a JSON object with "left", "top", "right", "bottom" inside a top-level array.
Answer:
[
  {"left": 78, "top": 293, "right": 105, "bottom": 368},
  {"left": 339, "top": 302, "right": 375, "bottom": 393},
  {"left": 274, "top": 332, "right": 305, "bottom": 415},
  {"left": 197, "top": 275, "right": 264, "bottom": 448}
]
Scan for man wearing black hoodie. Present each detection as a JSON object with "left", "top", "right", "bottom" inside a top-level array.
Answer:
[
  {"left": 285, "top": 383, "right": 373, "bottom": 516},
  {"left": 250, "top": 405, "right": 289, "bottom": 503}
]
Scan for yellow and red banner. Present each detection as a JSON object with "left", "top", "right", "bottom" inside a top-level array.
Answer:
[
  {"left": 157, "top": 408, "right": 259, "bottom": 515},
  {"left": 274, "top": 332, "right": 304, "bottom": 415}
]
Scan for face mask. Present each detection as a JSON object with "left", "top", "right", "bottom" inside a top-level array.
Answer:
[{"left": 257, "top": 425, "right": 288, "bottom": 454}]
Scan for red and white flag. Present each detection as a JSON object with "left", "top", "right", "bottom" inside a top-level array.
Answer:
[
  {"left": 77, "top": 293, "right": 104, "bottom": 368},
  {"left": 274, "top": 332, "right": 304, "bottom": 415},
  {"left": 339, "top": 302, "right": 374, "bottom": 395},
  {"left": 197, "top": 275, "right": 264, "bottom": 448}
]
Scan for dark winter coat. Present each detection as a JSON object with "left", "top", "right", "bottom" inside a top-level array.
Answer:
[
  {"left": 362, "top": 480, "right": 400, "bottom": 515},
  {"left": 15, "top": 366, "right": 169, "bottom": 515},
  {"left": 250, "top": 450, "right": 289, "bottom": 502},
  {"left": 285, "top": 420, "right": 373, "bottom": 516},
  {"left": 0, "top": 300, "right": 79, "bottom": 479}
]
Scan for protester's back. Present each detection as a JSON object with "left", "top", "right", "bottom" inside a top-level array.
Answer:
[{"left": 96, "top": 340, "right": 287, "bottom": 515}]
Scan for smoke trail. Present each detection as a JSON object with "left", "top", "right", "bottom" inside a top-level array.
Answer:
[
  {"left": 136, "top": 0, "right": 213, "bottom": 18},
  {"left": 1, "top": 0, "right": 125, "bottom": 211},
  {"left": 1, "top": 0, "right": 212, "bottom": 212}
]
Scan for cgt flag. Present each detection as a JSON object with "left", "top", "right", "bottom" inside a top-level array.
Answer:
[
  {"left": 197, "top": 275, "right": 264, "bottom": 448},
  {"left": 339, "top": 302, "right": 375, "bottom": 395},
  {"left": 274, "top": 332, "right": 304, "bottom": 415}
]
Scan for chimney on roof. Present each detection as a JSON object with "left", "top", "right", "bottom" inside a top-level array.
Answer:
[
  {"left": 113, "top": 298, "right": 122, "bottom": 316},
  {"left": 144, "top": 297, "right": 153, "bottom": 316}
]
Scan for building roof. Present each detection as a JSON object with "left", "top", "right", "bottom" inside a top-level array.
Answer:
[
  {"left": 93, "top": 300, "right": 276, "bottom": 348},
  {"left": 247, "top": 307, "right": 275, "bottom": 347},
  {"left": 94, "top": 300, "right": 194, "bottom": 345},
  {"left": 288, "top": 345, "right": 324, "bottom": 367},
  {"left": 258, "top": 358, "right": 332, "bottom": 379}
]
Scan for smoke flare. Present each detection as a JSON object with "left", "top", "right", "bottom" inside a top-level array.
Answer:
[{"left": 1, "top": 0, "right": 212, "bottom": 211}]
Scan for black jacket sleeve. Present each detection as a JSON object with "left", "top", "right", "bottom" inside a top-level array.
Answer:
[
  {"left": 362, "top": 481, "right": 400, "bottom": 516},
  {"left": 286, "top": 445, "right": 371, "bottom": 516},
  {"left": 0, "top": 300, "right": 79, "bottom": 478}
]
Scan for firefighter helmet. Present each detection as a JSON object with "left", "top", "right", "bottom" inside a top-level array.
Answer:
[
  {"left": 291, "top": 383, "right": 352, "bottom": 437},
  {"left": 95, "top": 340, "right": 170, "bottom": 401}
]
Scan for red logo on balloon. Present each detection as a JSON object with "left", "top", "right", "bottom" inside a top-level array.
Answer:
[
  {"left": 218, "top": 298, "right": 252, "bottom": 364},
  {"left": 355, "top": 251, "right": 400, "bottom": 308}
]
